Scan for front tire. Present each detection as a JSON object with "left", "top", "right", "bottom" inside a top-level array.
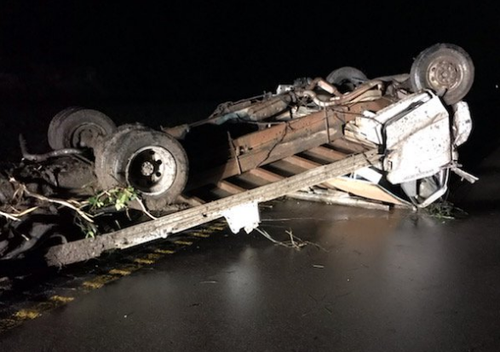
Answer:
[{"left": 410, "top": 43, "right": 474, "bottom": 105}]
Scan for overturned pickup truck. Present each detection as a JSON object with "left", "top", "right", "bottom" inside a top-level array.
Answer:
[{"left": 0, "top": 43, "right": 476, "bottom": 265}]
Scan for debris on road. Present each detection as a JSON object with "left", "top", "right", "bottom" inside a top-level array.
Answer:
[{"left": 288, "top": 188, "right": 392, "bottom": 211}]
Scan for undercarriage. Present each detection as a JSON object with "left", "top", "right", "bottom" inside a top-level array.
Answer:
[{"left": 0, "top": 43, "right": 476, "bottom": 265}]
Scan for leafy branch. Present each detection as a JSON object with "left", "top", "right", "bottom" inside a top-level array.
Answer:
[
  {"left": 0, "top": 179, "right": 153, "bottom": 239},
  {"left": 86, "top": 186, "right": 138, "bottom": 212}
]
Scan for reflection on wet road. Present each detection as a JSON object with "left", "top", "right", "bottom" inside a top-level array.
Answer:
[{"left": 1, "top": 200, "right": 500, "bottom": 352}]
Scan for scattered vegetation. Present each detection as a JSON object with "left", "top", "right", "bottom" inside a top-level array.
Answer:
[
  {"left": 87, "top": 186, "right": 138, "bottom": 212},
  {"left": 81, "top": 186, "right": 140, "bottom": 238},
  {"left": 423, "top": 200, "right": 468, "bottom": 220},
  {"left": 0, "top": 178, "right": 144, "bottom": 239},
  {"left": 255, "top": 227, "right": 328, "bottom": 252}
]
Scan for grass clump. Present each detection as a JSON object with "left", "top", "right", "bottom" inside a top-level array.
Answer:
[{"left": 424, "top": 200, "right": 468, "bottom": 220}]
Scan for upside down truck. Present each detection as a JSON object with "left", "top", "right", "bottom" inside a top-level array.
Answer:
[{"left": 0, "top": 43, "right": 476, "bottom": 265}]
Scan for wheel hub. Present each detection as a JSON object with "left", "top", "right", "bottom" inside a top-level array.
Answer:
[
  {"left": 126, "top": 146, "right": 177, "bottom": 195},
  {"left": 428, "top": 60, "right": 460, "bottom": 89},
  {"left": 71, "top": 123, "right": 106, "bottom": 148},
  {"left": 140, "top": 161, "right": 155, "bottom": 177}
]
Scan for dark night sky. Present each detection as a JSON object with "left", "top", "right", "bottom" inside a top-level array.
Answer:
[
  {"left": 1, "top": 1, "right": 499, "bottom": 101},
  {"left": 1, "top": 0, "right": 500, "bottom": 164}
]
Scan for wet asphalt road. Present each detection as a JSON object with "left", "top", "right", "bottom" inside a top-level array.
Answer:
[
  {"left": 0, "top": 147, "right": 500, "bottom": 352},
  {"left": 0, "top": 192, "right": 499, "bottom": 351}
]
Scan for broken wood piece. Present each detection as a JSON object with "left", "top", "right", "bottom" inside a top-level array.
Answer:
[{"left": 287, "top": 188, "right": 391, "bottom": 211}]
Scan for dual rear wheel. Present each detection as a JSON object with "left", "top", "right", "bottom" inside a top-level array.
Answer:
[
  {"left": 48, "top": 110, "right": 188, "bottom": 210},
  {"left": 93, "top": 125, "right": 188, "bottom": 210}
]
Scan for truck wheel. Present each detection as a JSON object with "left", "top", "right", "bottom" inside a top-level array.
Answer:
[
  {"left": 410, "top": 43, "right": 474, "bottom": 105},
  {"left": 326, "top": 67, "right": 368, "bottom": 91},
  {"left": 94, "top": 125, "right": 189, "bottom": 210},
  {"left": 48, "top": 107, "right": 116, "bottom": 150}
]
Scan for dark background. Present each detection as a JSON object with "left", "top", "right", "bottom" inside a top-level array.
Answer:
[
  {"left": 0, "top": 1, "right": 499, "bottom": 164},
  {"left": 1, "top": 5, "right": 500, "bottom": 350}
]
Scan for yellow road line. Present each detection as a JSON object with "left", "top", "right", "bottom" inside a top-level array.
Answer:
[
  {"left": 82, "top": 275, "right": 118, "bottom": 289},
  {"left": 0, "top": 297, "right": 75, "bottom": 333},
  {"left": 112, "top": 264, "right": 144, "bottom": 273},
  {"left": 109, "top": 268, "right": 132, "bottom": 276},
  {"left": 154, "top": 249, "right": 176, "bottom": 254},
  {"left": 133, "top": 258, "right": 155, "bottom": 265},
  {"left": 174, "top": 240, "right": 193, "bottom": 245},
  {"left": 143, "top": 253, "right": 163, "bottom": 260},
  {"left": 190, "top": 232, "right": 210, "bottom": 238},
  {"left": 0, "top": 318, "right": 21, "bottom": 331},
  {"left": 50, "top": 295, "right": 75, "bottom": 303},
  {"left": 208, "top": 224, "right": 226, "bottom": 231},
  {"left": 14, "top": 309, "right": 41, "bottom": 320},
  {"left": 0, "top": 220, "right": 229, "bottom": 334},
  {"left": 199, "top": 228, "right": 215, "bottom": 234},
  {"left": 132, "top": 252, "right": 164, "bottom": 265}
]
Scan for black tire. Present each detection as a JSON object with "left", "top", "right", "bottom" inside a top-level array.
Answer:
[
  {"left": 326, "top": 67, "right": 368, "bottom": 90},
  {"left": 94, "top": 125, "right": 189, "bottom": 210},
  {"left": 48, "top": 107, "right": 116, "bottom": 150},
  {"left": 410, "top": 43, "right": 474, "bottom": 105}
]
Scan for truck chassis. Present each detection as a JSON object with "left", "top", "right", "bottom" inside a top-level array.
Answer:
[{"left": 0, "top": 43, "right": 476, "bottom": 265}]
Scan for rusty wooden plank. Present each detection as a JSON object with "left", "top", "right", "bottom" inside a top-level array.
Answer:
[
  {"left": 186, "top": 128, "right": 336, "bottom": 190},
  {"left": 232, "top": 110, "right": 329, "bottom": 151},
  {"left": 324, "top": 178, "right": 405, "bottom": 205},
  {"left": 302, "top": 146, "right": 347, "bottom": 163},
  {"left": 283, "top": 155, "right": 322, "bottom": 170},
  {"left": 185, "top": 108, "right": 349, "bottom": 191},
  {"left": 329, "top": 138, "right": 368, "bottom": 154},
  {"left": 247, "top": 168, "right": 284, "bottom": 183},
  {"left": 288, "top": 188, "right": 391, "bottom": 211},
  {"left": 215, "top": 180, "right": 246, "bottom": 194},
  {"left": 261, "top": 160, "right": 302, "bottom": 177},
  {"left": 283, "top": 155, "right": 338, "bottom": 190}
]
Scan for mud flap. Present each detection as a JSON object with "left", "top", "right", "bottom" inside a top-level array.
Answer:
[{"left": 222, "top": 202, "right": 260, "bottom": 234}]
